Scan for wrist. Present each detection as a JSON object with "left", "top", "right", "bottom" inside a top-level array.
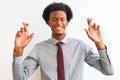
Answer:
[
  {"left": 13, "top": 47, "right": 24, "bottom": 57},
  {"left": 95, "top": 41, "right": 105, "bottom": 50}
]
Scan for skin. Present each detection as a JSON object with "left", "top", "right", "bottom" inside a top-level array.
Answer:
[
  {"left": 13, "top": 23, "right": 34, "bottom": 56},
  {"left": 48, "top": 11, "right": 68, "bottom": 40},
  {"left": 13, "top": 10, "right": 105, "bottom": 57},
  {"left": 85, "top": 18, "right": 105, "bottom": 50}
]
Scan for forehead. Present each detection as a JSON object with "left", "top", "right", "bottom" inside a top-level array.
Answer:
[{"left": 49, "top": 10, "right": 67, "bottom": 18}]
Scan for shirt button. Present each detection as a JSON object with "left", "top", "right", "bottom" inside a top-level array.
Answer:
[{"left": 15, "top": 60, "right": 18, "bottom": 62}]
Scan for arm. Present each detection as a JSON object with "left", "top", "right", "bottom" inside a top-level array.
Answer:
[
  {"left": 85, "top": 46, "right": 113, "bottom": 75},
  {"left": 12, "top": 56, "right": 38, "bottom": 80},
  {"left": 84, "top": 18, "right": 113, "bottom": 75},
  {"left": 12, "top": 22, "right": 35, "bottom": 80}
]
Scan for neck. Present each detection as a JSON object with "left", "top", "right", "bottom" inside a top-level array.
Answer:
[{"left": 52, "top": 33, "right": 66, "bottom": 40}]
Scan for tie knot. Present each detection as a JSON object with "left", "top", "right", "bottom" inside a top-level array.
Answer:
[{"left": 56, "top": 42, "right": 62, "bottom": 47}]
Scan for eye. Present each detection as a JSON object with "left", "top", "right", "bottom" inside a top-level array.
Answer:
[
  {"left": 61, "top": 19, "right": 65, "bottom": 21},
  {"left": 52, "top": 18, "right": 57, "bottom": 21}
]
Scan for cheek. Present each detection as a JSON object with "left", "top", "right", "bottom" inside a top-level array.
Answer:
[{"left": 48, "top": 21, "right": 55, "bottom": 26}]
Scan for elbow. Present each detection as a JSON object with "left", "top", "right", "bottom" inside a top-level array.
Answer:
[
  {"left": 104, "top": 72, "right": 114, "bottom": 76},
  {"left": 102, "top": 69, "right": 114, "bottom": 76}
]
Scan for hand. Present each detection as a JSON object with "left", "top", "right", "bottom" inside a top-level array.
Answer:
[
  {"left": 84, "top": 18, "right": 105, "bottom": 50},
  {"left": 13, "top": 22, "right": 34, "bottom": 56}
]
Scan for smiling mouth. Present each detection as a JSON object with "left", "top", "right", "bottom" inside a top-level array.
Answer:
[
  {"left": 52, "top": 26, "right": 66, "bottom": 36},
  {"left": 55, "top": 26, "right": 63, "bottom": 30}
]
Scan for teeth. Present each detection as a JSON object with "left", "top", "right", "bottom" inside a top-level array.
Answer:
[{"left": 56, "top": 27, "right": 62, "bottom": 30}]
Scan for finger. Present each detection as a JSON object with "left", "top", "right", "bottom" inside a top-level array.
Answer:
[
  {"left": 16, "top": 31, "right": 21, "bottom": 37},
  {"left": 23, "top": 22, "right": 29, "bottom": 32},
  {"left": 27, "top": 33, "right": 34, "bottom": 43},
  {"left": 97, "top": 25, "right": 101, "bottom": 31},
  {"left": 87, "top": 18, "right": 92, "bottom": 27},
  {"left": 93, "top": 23, "right": 97, "bottom": 29},
  {"left": 20, "top": 27, "right": 24, "bottom": 32},
  {"left": 87, "top": 18, "right": 93, "bottom": 30}
]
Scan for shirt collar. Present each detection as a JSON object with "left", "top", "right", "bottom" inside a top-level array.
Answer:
[{"left": 50, "top": 36, "right": 69, "bottom": 45}]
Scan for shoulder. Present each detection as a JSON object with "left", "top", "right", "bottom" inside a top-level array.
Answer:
[
  {"left": 34, "top": 38, "right": 54, "bottom": 48},
  {"left": 67, "top": 37, "right": 91, "bottom": 48},
  {"left": 28, "top": 39, "right": 51, "bottom": 55},
  {"left": 35, "top": 39, "right": 50, "bottom": 46},
  {"left": 67, "top": 37, "right": 85, "bottom": 44}
]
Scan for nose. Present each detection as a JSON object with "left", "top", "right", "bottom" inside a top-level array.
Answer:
[{"left": 56, "top": 19, "right": 62, "bottom": 26}]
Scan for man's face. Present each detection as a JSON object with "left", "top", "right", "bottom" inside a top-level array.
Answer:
[{"left": 48, "top": 11, "right": 68, "bottom": 37}]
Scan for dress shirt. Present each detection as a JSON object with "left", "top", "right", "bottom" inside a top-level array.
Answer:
[{"left": 12, "top": 36, "right": 113, "bottom": 80}]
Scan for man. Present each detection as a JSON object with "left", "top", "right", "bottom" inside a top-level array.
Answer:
[{"left": 12, "top": 2, "right": 113, "bottom": 80}]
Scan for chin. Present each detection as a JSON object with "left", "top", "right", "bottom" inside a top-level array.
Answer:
[{"left": 55, "top": 33, "right": 65, "bottom": 36}]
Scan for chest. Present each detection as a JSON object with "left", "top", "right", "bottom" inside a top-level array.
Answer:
[{"left": 37, "top": 44, "right": 85, "bottom": 72}]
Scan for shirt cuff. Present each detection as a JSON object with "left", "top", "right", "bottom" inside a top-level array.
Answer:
[
  {"left": 98, "top": 46, "right": 108, "bottom": 57},
  {"left": 13, "top": 56, "right": 23, "bottom": 64}
]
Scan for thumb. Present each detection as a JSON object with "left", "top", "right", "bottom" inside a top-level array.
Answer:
[
  {"left": 84, "top": 28, "right": 89, "bottom": 35},
  {"left": 84, "top": 28, "right": 91, "bottom": 38}
]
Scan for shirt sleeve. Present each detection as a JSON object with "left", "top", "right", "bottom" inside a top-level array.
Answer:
[
  {"left": 85, "top": 46, "right": 114, "bottom": 75},
  {"left": 12, "top": 56, "right": 39, "bottom": 80}
]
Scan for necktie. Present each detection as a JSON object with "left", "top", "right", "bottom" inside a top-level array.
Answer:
[{"left": 56, "top": 42, "right": 65, "bottom": 80}]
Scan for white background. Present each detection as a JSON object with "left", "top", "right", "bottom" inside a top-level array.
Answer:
[{"left": 0, "top": 0, "right": 119, "bottom": 80}]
